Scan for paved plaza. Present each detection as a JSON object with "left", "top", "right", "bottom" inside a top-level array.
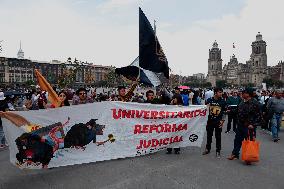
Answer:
[{"left": 0, "top": 121, "right": 284, "bottom": 189}]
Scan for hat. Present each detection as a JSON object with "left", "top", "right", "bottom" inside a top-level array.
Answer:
[
  {"left": 0, "top": 92, "right": 6, "bottom": 100},
  {"left": 242, "top": 87, "right": 254, "bottom": 96},
  {"left": 86, "top": 119, "right": 98, "bottom": 126}
]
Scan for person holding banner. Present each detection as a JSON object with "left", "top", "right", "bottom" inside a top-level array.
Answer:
[
  {"left": 116, "top": 82, "right": 138, "bottom": 102},
  {"left": 72, "top": 88, "right": 94, "bottom": 105},
  {"left": 50, "top": 91, "right": 70, "bottom": 108},
  {"left": 203, "top": 88, "right": 226, "bottom": 158},
  {"left": 166, "top": 94, "right": 183, "bottom": 154},
  {"left": 228, "top": 88, "right": 262, "bottom": 161}
]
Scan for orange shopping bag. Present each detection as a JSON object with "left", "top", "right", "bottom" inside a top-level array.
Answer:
[{"left": 241, "top": 131, "right": 260, "bottom": 163}]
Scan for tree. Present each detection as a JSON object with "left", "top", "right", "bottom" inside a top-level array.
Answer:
[
  {"left": 274, "top": 80, "right": 284, "bottom": 88},
  {"left": 263, "top": 77, "right": 283, "bottom": 89},
  {"left": 94, "top": 80, "right": 108, "bottom": 87},
  {"left": 25, "top": 80, "right": 35, "bottom": 86},
  {"left": 104, "top": 69, "right": 117, "bottom": 87},
  {"left": 263, "top": 77, "right": 274, "bottom": 88},
  {"left": 203, "top": 82, "right": 212, "bottom": 88},
  {"left": 57, "top": 64, "right": 77, "bottom": 88},
  {"left": 91, "top": 67, "right": 127, "bottom": 87},
  {"left": 216, "top": 80, "right": 227, "bottom": 88}
]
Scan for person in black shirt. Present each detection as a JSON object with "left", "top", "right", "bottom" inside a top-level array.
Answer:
[
  {"left": 145, "top": 90, "right": 155, "bottom": 103},
  {"left": 166, "top": 94, "right": 183, "bottom": 154},
  {"left": 227, "top": 88, "right": 262, "bottom": 161},
  {"left": 202, "top": 88, "right": 226, "bottom": 158}
]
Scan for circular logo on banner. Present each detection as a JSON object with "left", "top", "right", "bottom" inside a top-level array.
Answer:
[{"left": 189, "top": 134, "right": 198, "bottom": 142}]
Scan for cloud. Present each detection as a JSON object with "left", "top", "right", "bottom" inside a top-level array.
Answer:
[
  {"left": 0, "top": 0, "right": 283, "bottom": 76},
  {"left": 157, "top": 0, "right": 284, "bottom": 75},
  {"left": 0, "top": 0, "right": 138, "bottom": 67},
  {"left": 96, "top": 0, "right": 138, "bottom": 14}
]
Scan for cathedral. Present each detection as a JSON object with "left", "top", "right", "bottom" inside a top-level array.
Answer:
[{"left": 207, "top": 32, "right": 274, "bottom": 87}]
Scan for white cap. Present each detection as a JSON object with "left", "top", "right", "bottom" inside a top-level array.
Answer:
[{"left": 0, "top": 92, "right": 6, "bottom": 100}]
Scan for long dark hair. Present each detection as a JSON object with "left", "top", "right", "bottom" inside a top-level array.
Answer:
[
  {"left": 58, "top": 91, "right": 70, "bottom": 106},
  {"left": 192, "top": 91, "right": 199, "bottom": 105},
  {"left": 171, "top": 94, "right": 183, "bottom": 105}
]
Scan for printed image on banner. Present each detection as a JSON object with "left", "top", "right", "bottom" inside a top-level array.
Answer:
[{"left": 2, "top": 101, "right": 207, "bottom": 169}]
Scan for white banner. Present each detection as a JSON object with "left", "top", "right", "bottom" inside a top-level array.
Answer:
[{"left": 2, "top": 101, "right": 207, "bottom": 169}]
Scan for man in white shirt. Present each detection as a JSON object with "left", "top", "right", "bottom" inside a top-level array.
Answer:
[
  {"left": 259, "top": 91, "right": 269, "bottom": 105},
  {"left": 205, "top": 88, "right": 214, "bottom": 104}
]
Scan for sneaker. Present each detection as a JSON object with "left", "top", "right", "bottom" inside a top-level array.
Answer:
[
  {"left": 273, "top": 139, "right": 278, "bottom": 143},
  {"left": 227, "top": 154, "right": 239, "bottom": 160},
  {"left": 202, "top": 149, "right": 210, "bottom": 155},
  {"left": 0, "top": 144, "right": 4, "bottom": 149},
  {"left": 216, "top": 152, "right": 221, "bottom": 158}
]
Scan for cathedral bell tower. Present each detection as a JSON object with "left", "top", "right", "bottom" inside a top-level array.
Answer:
[
  {"left": 207, "top": 41, "right": 223, "bottom": 87},
  {"left": 249, "top": 32, "right": 267, "bottom": 86}
]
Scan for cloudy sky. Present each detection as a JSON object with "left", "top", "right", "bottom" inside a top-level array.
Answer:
[{"left": 0, "top": 0, "right": 283, "bottom": 75}]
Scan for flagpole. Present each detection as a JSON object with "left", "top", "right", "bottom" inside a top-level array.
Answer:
[
  {"left": 138, "top": 59, "right": 141, "bottom": 82},
  {"left": 154, "top": 20, "right": 158, "bottom": 54}
]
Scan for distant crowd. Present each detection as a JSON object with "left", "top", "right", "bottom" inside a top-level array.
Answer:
[{"left": 0, "top": 84, "right": 284, "bottom": 165}]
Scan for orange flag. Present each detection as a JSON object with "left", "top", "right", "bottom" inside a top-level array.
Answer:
[{"left": 34, "top": 69, "right": 61, "bottom": 108}]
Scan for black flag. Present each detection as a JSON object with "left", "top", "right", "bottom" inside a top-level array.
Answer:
[
  {"left": 139, "top": 7, "right": 169, "bottom": 79},
  {"left": 115, "top": 57, "right": 161, "bottom": 87}
]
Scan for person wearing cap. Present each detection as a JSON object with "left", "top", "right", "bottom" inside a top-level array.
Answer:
[
  {"left": 228, "top": 88, "right": 262, "bottom": 161},
  {"left": 202, "top": 87, "right": 226, "bottom": 158},
  {"left": 0, "top": 92, "right": 9, "bottom": 148},
  {"left": 266, "top": 90, "right": 284, "bottom": 142}
]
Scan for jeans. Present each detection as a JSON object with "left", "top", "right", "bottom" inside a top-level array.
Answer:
[
  {"left": 205, "top": 121, "right": 222, "bottom": 152},
  {"left": 227, "top": 113, "right": 237, "bottom": 132},
  {"left": 271, "top": 113, "right": 282, "bottom": 139},
  {"left": 232, "top": 125, "right": 256, "bottom": 157}
]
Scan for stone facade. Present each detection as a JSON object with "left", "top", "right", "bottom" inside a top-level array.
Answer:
[
  {"left": 207, "top": 32, "right": 279, "bottom": 87},
  {"left": 0, "top": 57, "right": 112, "bottom": 86},
  {"left": 207, "top": 41, "right": 223, "bottom": 86}
]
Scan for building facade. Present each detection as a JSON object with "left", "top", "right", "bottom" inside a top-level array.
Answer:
[
  {"left": 207, "top": 32, "right": 281, "bottom": 87},
  {"left": 0, "top": 57, "right": 112, "bottom": 86}
]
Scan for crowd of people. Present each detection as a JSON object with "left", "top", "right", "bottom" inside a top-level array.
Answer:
[{"left": 0, "top": 84, "right": 284, "bottom": 165}]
